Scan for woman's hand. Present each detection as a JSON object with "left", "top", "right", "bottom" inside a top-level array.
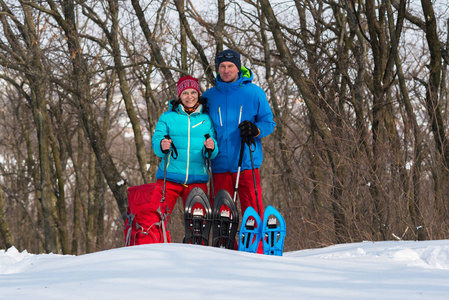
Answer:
[
  {"left": 161, "top": 138, "right": 172, "bottom": 151},
  {"left": 204, "top": 138, "right": 215, "bottom": 151}
]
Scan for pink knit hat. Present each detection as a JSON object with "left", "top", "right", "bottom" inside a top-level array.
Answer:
[{"left": 177, "top": 75, "right": 200, "bottom": 98}]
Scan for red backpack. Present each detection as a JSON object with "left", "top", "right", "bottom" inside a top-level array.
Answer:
[{"left": 124, "top": 183, "right": 171, "bottom": 246}]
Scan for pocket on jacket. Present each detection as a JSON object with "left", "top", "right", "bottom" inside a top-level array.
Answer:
[{"left": 192, "top": 120, "right": 206, "bottom": 128}]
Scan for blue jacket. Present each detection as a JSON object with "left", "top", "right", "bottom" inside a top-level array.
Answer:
[
  {"left": 203, "top": 67, "right": 276, "bottom": 173},
  {"left": 152, "top": 101, "right": 218, "bottom": 184}
]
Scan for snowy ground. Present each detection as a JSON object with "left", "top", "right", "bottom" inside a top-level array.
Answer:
[{"left": 1, "top": 240, "right": 448, "bottom": 299}]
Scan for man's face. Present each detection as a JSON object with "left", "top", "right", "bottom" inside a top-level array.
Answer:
[{"left": 218, "top": 61, "right": 239, "bottom": 83}]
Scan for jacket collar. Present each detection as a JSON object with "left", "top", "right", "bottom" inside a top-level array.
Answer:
[
  {"left": 215, "top": 66, "right": 253, "bottom": 91},
  {"left": 176, "top": 103, "right": 203, "bottom": 116},
  {"left": 168, "top": 100, "right": 203, "bottom": 115}
]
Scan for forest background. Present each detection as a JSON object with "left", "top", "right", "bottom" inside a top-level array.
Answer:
[{"left": 0, "top": 0, "right": 448, "bottom": 255}]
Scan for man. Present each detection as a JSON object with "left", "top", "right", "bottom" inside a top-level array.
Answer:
[{"left": 203, "top": 49, "right": 276, "bottom": 223}]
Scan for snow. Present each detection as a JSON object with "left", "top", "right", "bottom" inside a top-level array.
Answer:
[{"left": 1, "top": 240, "right": 449, "bottom": 299}]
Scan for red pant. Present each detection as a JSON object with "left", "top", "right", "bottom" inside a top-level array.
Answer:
[
  {"left": 212, "top": 170, "right": 264, "bottom": 253},
  {"left": 156, "top": 180, "right": 208, "bottom": 213},
  {"left": 211, "top": 169, "right": 264, "bottom": 218}
]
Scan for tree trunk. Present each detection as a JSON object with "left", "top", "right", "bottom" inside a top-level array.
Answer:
[
  {"left": 71, "top": 126, "right": 83, "bottom": 254},
  {"left": 0, "top": 188, "right": 14, "bottom": 249},
  {"left": 214, "top": 0, "right": 225, "bottom": 55},
  {"left": 86, "top": 150, "right": 97, "bottom": 253},
  {"left": 49, "top": 125, "right": 70, "bottom": 253},
  {"left": 420, "top": 0, "right": 449, "bottom": 219}
]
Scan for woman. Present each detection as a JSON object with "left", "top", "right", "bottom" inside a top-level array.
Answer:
[{"left": 152, "top": 75, "right": 218, "bottom": 214}]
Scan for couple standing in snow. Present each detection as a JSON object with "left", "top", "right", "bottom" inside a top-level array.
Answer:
[{"left": 151, "top": 49, "right": 276, "bottom": 247}]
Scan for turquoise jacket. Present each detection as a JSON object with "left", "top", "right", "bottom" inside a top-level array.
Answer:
[
  {"left": 152, "top": 101, "right": 218, "bottom": 184},
  {"left": 203, "top": 67, "right": 276, "bottom": 173}
]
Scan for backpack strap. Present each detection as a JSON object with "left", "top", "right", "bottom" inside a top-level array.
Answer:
[{"left": 124, "top": 212, "right": 135, "bottom": 246}]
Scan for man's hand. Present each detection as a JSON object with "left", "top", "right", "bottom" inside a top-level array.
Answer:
[{"left": 238, "top": 120, "right": 259, "bottom": 137}]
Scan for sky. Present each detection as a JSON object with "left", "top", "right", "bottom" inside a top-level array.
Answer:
[{"left": 1, "top": 239, "right": 448, "bottom": 299}]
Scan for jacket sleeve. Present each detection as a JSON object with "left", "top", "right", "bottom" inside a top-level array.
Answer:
[
  {"left": 152, "top": 113, "right": 169, "bottom": 158},
  {"left": 254, "top": 88, "right": 276, "bottom": 138}
]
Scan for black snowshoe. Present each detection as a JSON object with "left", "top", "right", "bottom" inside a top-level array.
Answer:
[
  {"left": 212, "top": 189, "right": 239, "bottom": 249},
  {"left": 183, "top": 187, "right": 212, "bottom": 245}
]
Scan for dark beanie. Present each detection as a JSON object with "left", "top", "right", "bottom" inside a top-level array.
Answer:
[{"left": 215, "top": 49, "right": 241, "bottom": 71}]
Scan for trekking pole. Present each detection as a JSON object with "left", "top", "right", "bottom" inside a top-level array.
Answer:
[
  {"left": 233, "top": 136, "right": 246, "bottom": 203},
  {"left": 204, "top": 134, "right": 215, "bottom": 201},
  {"left": 246, "top": 137, "right": 260, "bottom": 215},
  {"left": 158, "top": 134, "right": 171, "bottom": 243}
]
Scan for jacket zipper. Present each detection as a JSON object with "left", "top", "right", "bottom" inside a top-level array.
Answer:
[
  {"left": 218, "top": 106, "right": 223, "bottom": 126},
  {"left": 184, "top": 115, "right": 191, "bottom": 185},
  {"left": 238, "top": 105, "right": 243, "bottom": 124}
]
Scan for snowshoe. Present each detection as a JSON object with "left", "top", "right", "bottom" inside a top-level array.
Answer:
[
  {"left": 212, "top": 189, "right": 239, "bottom": 249},
  {"left": 262, "top": 205, "right": 286, "bottom": 256},
  {"left": 183, "top": 187, "right": 212, "bottom": 245},
  {"left": 238, "top": 206, "right": 262, "bottom": 253}
]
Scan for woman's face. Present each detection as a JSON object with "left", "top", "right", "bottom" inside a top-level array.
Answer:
[{"left": 180, "top": 88, "right": 199, "bottom": 108}]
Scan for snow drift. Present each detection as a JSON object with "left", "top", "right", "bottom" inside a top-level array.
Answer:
[{"left": 1, "top": 240, "right": 449, "bottom": 299}]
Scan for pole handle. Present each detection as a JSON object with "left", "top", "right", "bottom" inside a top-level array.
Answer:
[{"left": 204, "top": 134, "right": 213, "bottom": 158}]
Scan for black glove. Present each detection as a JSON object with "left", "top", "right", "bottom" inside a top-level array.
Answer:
[{"left": 238, "top": 120, "right": 259, "bottom": 137}]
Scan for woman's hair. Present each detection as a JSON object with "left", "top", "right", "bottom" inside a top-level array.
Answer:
[{"left": 171, "top": 96, "right": 208, "bottom": 113}]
